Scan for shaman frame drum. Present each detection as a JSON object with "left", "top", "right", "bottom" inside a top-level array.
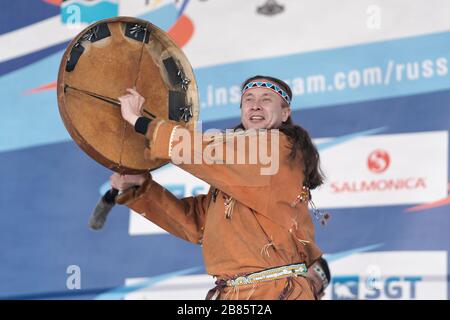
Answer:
[{"left": 57, "top": 16, "right": 199, "bottom": 174}]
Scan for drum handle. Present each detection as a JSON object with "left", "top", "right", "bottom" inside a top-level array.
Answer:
[{"left": 64, "top": 85, "right": 156, "bottom": 119}]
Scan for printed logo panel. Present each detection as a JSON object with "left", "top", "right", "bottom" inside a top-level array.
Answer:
[
  {"left": 312, "top": 131, "right": 448, "bottom": 208},
  {"left": 323, "top": 251, "right": 447, "bottom": 300}
]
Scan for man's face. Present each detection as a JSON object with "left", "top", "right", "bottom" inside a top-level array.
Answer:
[{"left": 241, "top": 83, "right": 291, "bottom": 130}]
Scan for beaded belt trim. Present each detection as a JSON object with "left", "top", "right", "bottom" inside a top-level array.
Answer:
[{"left": 226, "top": 263, "right": 308, "bottom": 287}]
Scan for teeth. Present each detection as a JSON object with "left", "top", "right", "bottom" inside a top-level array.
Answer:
[{"left": 250, "top": 116, "right": 264, "bottom": 120}]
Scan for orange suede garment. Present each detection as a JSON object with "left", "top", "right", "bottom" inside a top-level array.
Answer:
[{"left": 117, "top": 120, "right": 323, "bottom": 300}]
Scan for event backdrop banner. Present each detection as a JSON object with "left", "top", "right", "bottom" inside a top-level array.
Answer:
[{"left": 0, "top": 0, "right": 449, "bottom": 300}]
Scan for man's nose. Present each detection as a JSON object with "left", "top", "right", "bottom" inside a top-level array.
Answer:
[{"left": 251, "top": 102, "right": 262, "bottom": 110}]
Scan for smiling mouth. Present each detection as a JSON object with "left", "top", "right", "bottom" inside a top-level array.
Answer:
[{"left": 249, "top": 115, "right": 265, "bottom": 121}]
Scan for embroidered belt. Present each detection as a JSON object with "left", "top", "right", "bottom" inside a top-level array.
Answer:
[{"left": 226, "top": 263, "right": 308, "bottom": 287}]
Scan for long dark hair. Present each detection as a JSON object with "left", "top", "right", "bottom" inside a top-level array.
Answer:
[{"left": 237, "top": 75, "right": 324, "bottom": 189}]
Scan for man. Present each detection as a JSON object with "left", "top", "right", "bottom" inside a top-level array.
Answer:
[{"left": 111, "top": 75, "right": 325, "bottom": 300}]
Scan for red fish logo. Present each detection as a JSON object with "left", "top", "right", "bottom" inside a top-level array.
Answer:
[{"left": 367, "top": 149, "right": 390, "bottom": 174}]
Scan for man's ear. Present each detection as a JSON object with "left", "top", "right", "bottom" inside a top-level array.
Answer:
[{"left": 283, "top": 108, "right": 292, "bottom": 122}]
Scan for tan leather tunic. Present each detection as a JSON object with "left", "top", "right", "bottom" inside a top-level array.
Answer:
[{"left": 117, "top": 120, "right": 323, "bottom": 299}]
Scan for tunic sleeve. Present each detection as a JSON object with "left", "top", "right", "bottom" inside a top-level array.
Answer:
[
  {"left": 116, "top": 178, "right": 212, "bottom": 244},
  {"left": 141, "top": 119, "right": 287, "bottom": 215}
]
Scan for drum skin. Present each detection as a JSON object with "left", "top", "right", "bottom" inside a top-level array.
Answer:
[{"left": 57, "top": 16, "right": 199, "bottom": 174}]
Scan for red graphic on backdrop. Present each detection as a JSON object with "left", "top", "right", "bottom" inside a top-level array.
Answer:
[
  {"left": 367, "top": 149, "right": 390, "bottom": 173},
  {"left": 405, "top": 183, "right": 450, "bottom": 212},
  {"left": 43, "top": 0, "right": 62, "bottom": 5}
]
